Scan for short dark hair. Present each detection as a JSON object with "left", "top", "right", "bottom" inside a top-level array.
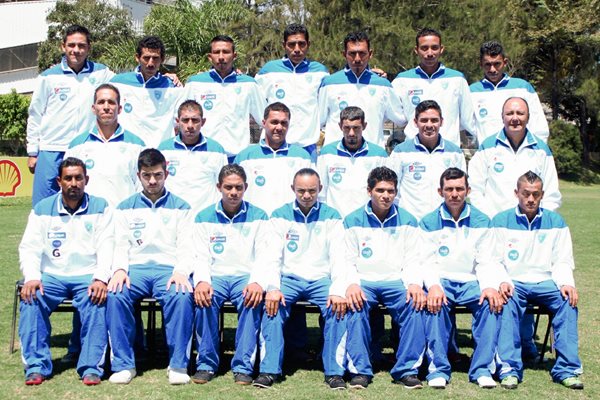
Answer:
[
  {"left": 94, "top": 83, "right": 120, "bottom": 105},
  {"left": 64, "top": 25, "right": 90, "bottom": 44},
  {"left": 293, "top": 167, "right": 320, "bottom": 183},
  {"left": 416, "top": 27, "right": 442, "bottom": 46},
  {"left": 138, "top": 148, "right": 166, "bottom": 172},
  {"left": 415, "top": 100, "right": 442, "bottom": 119},
  {"left": 367, "top": 166, "right": 397, "bottom": 190},
  {"left": 218, "top": 164, "right": 246, "bottom": 184},
  {"left": 137, "top": 36, "right": 165, "bottom": 59},
  {"left": 284, "top": 23, "right": 309, "bottom": 42},
  {"left": 517, "top": 170, "right": 543, "bottom": 189},
  {"left": 59, "top": 157, "right": 86, "bottom": 177},
  {"left": 178, "top": 99, "right": 203, "bottom": 117},
  {"left": 264, "top": 102, "right": 291, "bottom": 120},
  {"left": 480, "top": 40, "right": 505, "bottom": 60},
  {"left": 210, "top": 35, "right": 236, "bottom": 52},
  {"left": 344, "top": 31, "right": 370, "bottom": 51},
  {"left": 340, "top": 106, "right": 365, "bottom": 124},
  {"left": 440, "top": 167, "right": 468, "bottom": 189}
]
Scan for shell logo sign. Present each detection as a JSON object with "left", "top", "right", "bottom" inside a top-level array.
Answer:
[
  {"left": 0, "top": 159, "right": 21, "bottom": 197},
  {"left": 0, "top": 157, "right": 33, "bottom": 198}
]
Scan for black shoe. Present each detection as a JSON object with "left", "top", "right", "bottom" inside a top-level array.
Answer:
[
  {"left": 234, "top": 372, "right": 253, "bottom": 385},
  {"left": 325, "top": 375, "right": 346, "bottom": 390},
  {"left": 349, "top": 374, "right": 370, "bottom": 389},
  {"left": 192, "top": 370, "right": 214, "bottom": 384},
  {"left": 393, "top": 374, "right": 423, "bottom": 389},
  {"left": 253, "top": 374, "right": 277, "bottom": 388}
]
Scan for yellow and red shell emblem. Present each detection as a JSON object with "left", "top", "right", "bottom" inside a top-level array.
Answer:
[{"left": 0, "top": 159, "right": 22, "bottom": 197}]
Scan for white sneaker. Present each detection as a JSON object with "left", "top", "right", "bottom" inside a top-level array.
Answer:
[
  {"left": 109, "top": 368, "right": 136, "bottom": 384},
  {"left": 428, "top": 377, "right": 446, "bottom": 389},
  {"left": 168, "top": 367, "right": 190, "bottom": 385},
  {"left": 477, "top": 376, "right": 497, "bottom": 389}
]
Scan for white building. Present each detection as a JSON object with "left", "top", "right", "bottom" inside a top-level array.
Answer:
[{"left": 0, "top": 0, "right": 156, "bottom": 95}]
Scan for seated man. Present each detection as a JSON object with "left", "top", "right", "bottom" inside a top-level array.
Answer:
[
  {"left": 253, "top": 168, "right": 349, "bottom": 390},
  {"left": 420, "top": 167, "right": 504, "bottom": 389},
  {"left": 192, "top": 164, "right": 270, "bottom": 385},
  {"left": 344, "top": 166, "right": 426, "bottom": 389},
  {"left": 19, "top": 157, "right": 113, "bottom": 385},
  {"left": 494, "top": 171, "right": 584, "bottom": 390},
  {"left": 107, "top": 149, "right": 195, "bottom": 385}
]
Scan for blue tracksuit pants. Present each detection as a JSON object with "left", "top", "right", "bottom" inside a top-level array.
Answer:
[
  {"left": 194, "top": 275, "right": 262, "bottom": 374},
  {"left": 107, "top": 265, "right": 194, "bottom": 372},
  {"left": 19, "top": 273, "right": 107, "bottom": 378}
]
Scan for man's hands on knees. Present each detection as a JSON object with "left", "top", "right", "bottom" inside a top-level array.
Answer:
[
  {"left": 327, "top": 295, "right": 347, "bottom": 319},
  {"left": 108, "top": 269, "right": 130, "bottom": 293},
  {"left": 265, "top": 290, "right": 285, "bottom": 317},
  {"left": 480, "top": 287, "right": 504, "bottom": 313},
  {"left": 194, "top": 282, "right": 213, "bottom": 307},
  {"left": 243, "top": 282, "right": 264, "bottom": 308},
  {"left": 560, "top": 285, "right": 578, "bottom": 307},
  {"left": 426, "top": 284, "right": 447, "bottom": 314},
  {"left": 407, "top": 284, "right": 426, "bottom": 311},
  {"left": 88, "top": 279, "right": 108, "bottom": 304},
  {"left": 21, "top": 280, "right": 43, "bottom": 303},
  {"left": 166, "top": 272, "right": 193, "bottom": 293},
  {"left": 345, "top": 283, "right": 366, "bottom": 312},
  {"left": 498, "top": 282, "right": 513, "bottom": 303}
]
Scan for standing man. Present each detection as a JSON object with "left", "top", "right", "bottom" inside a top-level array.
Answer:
[
  {"left": 234, "top": 102, "right": 312, "bottom": 216},
  {"left": 107, "top": 149, "right": 195, "bottom": 385},
  {"left": 110, "top": 36, "right": 183, "bottom": 147},
  {"left": 27, "top": 25, "right": 114, "bottom": 206},
  {"left": 18, "top": 157, "right": 113, "bottom": 385},
  {"left": 344, "top": 167, "right": 427, "bottom": 389},
  {"left": 388, "top": 100, "right": 466, "bottom": 220},
  {"left": 253, "top": 168, "right": 350, "bottom": 390},
  {"left": 185, "top": 35, "right": 265, "bottom": 162},
  {"left": 318, "top": 31, "right": 407, "bottom": 148},
  {"left": 468, "top": 97, "right": 561, "bottom": 218},
  {"left": 470, "top": 41, "right": 549, "bottom": 143},
  {"left": 419, "top": 168, "right": 505, "bottom": 389},
  {"left": 317, "top": 106, "right": 387, "bottom": 217},
  {"left": 158, "top": 100, "right": 228, "bottom": 213},
  {"left": 494, "top": 171, "right": 583, "bottom": 390},
  {"left": 66, "top": 84, "right": 145, "bottom": 207},
  {"left": 392, "top": 28, "right": 477, "bottom": 147},
  {"left": 192, "top": 164, "right": 270, "bottom": 385},
  {"left": 255, "top": 23, "right": 329, "bottom": 160}
]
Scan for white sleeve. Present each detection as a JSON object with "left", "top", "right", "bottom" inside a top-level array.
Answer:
[
  {"left": 263, "top": 217, "right": 286, "bottom": 292},
  {"left": 316, "top": 156, "right": 329, "bottom": 203},
  {"left": 458, "top": 79, "right": 478, "bottom": 138},
  {"left": 26, "top": 75, "right": 49, "bottom": 155},
  {"left": 327, "top": 218, "right": 348, "bottom": 297},
  {"left": 384, "top": 86, "right": 408, "bottom": 128},
  {"left": 551, "top": 226, "right": 576, "bottom": 288},
  {"left": 467, "top": 150, "right": 490, "bottom": 216},
  {"left": 401, "top": 224, "right": 424, "bottom": 287},
  {"left": 343, "top": 225, "right": 361, "bottom": 287},
  {"left": 112, "top": 208, "right": 131, "bottom": 273},
  {"left": 93, "top": 206, "right": 115, "bottom": 283},
  {"left": 18, "top": 211, "right": 44, "bottom": 282},
  {"left": 192, "top": 220, "right": 213, "bottom": 287},
  {"left": 540, "top": 154, "right": 562, "bottom": 211},
  {"left": 174, "top": 208, "right": 196, "bottom": 277},
  {"left": 249, "top": 218, "right": 279, "bottom": 291},
  {"left": 473, "top": 227, "right": 508, "bottom": 290}
]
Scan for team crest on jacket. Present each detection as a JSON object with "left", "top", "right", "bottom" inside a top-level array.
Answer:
[
  {"left": 306, "top": 75, "right": 313, "bottom": 83},
  {"left": 537, "top": 233, "right": 546, "bottom": 243},
  {"left": 438, "top": 245, "right": 450, "bottom": 257},
  {"left": 286, "top": 230, "right": 299, "bottom": 252},
  {"left": 339, "top": 101, "right": 348, "bottom": 110},
  {"left": 276, "top": 88, "right": 285, "bottom": 99},
  {"left": 85, "top": 221, "right": 93, "bottom": 233},
  {"left": 235, "top": 87, "right": 241, "bottom": 94},
  {"left": 369, "top": 88, "right": 376, "bottom": 96},
  {"left": 154, "top": 90, "right": 162, "bottom": 100}
]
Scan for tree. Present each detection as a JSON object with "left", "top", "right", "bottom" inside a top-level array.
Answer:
[
  {"left": 0, "top": 90, "right": 30, "bottom": 156},
  {"left": 37, "top": 0, "right": 135, "bottom": 71},
  {"left": 506, "top": 0, "right": 600, "bottom": 164}
]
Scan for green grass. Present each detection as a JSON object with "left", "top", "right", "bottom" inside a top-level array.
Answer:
[{"left": 1, "top": 184, "right": 598, "bottom": 399}]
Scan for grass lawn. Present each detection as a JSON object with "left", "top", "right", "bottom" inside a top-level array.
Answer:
[{"left": 0, "top": 181, "right": 598, "bottom": 399}]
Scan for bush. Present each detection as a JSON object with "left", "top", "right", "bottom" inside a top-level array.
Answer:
[
  {"left": 548, "top": 119, "right": 583, "bottom": 176},
  {"left": 0, "top": 90, "right": 30, "bottom": 156}
]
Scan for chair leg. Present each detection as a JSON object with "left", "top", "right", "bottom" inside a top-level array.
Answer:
[
  {"left": 9, "top": 282, "right": 19, "bottom": 353},
  {"left": 539, "top": 314, "right": 553, "bottom": 364}
]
